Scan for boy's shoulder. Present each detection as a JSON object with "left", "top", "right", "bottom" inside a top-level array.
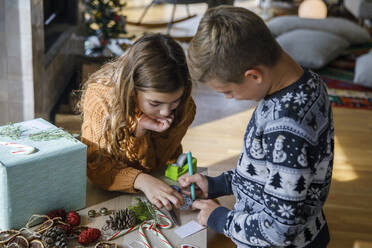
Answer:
[
  {"left": 262, "top": 70, "right": 327, "bottom": 119},
  {"left": 252, "top": 70, "right": 331, "bottom": 141}
]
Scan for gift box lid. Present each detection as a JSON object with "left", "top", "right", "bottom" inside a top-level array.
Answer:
[{"left": 0, "top": 118, "right": 86, "bottom": 167}]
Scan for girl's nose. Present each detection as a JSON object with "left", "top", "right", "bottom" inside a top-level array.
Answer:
[
  {"left": 225, "top": 93, "right": 233, "bottom": 99},
  {"left": 160, "top": 105, "right": 171, "bottom": 117}
]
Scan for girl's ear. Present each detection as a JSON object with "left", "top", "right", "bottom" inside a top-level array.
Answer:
[
  {"left": 131, "top": 89, "right": 136, "bottom": 97},
  {"left": 244, "top": 69, "right": 263, "bottom": 84},
  {"left": 131, "top": 89, "right": 138, "bottom": 104}
]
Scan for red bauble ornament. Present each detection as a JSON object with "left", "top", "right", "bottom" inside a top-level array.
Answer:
[
  {"left": 78, "top": 228, "right": 101, "bottom": 245},
  {"left": 67, "top": 211, "right": 81, "bottom": 226},
  {"left": 47, "top": 209, "right": 66, "bottom": 221}
]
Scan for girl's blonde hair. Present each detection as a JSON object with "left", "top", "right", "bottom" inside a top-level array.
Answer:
[{"left": 80, "top": 33, "right": 191, "bottom": 159}]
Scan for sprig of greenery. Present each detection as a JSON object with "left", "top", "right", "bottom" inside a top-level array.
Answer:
[
  {"left": 28, "top": 128, "right": 77, "bottom": 142},
  {"left": 0, "top": 123, "right": 23, "bottom": 139},
  {"left": 128, "top": 198, "right": 157, "bottom": 224}
]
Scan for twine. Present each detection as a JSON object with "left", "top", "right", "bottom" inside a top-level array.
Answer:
[
  {"left": 25, "top": 214, "right": 69, "bottom": 234},
  {"left": 0, "top": 230, "right": 20, "bottom": 245}
]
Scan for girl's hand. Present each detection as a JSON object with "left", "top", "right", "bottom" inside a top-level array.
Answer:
[
  {"left": 134, "top": 173, "right": 184, "bottom": 210},
  {"left": 135, "top": 114, "right": 174, "bottom": 137},
  {"left": 178, "top": 173, "right": 208, "bottom": 199}
]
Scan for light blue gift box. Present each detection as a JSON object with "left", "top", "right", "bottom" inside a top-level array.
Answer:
[{"left": 0, "top": 118, "right": 86, "bottom": 230}]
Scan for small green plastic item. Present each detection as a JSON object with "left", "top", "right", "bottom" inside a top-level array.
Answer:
[{"left": 165, "top": 157, "right": 197, "bottom": 182}]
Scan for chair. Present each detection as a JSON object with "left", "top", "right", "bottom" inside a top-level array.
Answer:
[
  {"left": 344, "top": 0, "right": 372, "bottom": 25},
  {"left": 127, "top": 0, "right": 234, "bottom": 34}
]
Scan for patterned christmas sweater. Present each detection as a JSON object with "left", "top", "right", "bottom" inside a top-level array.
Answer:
[{"left": 206, "top": 70, "right": 334, "bottom": 247}]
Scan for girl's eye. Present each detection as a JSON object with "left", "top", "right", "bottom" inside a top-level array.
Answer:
[{"left": 149, "top": 102, "right": 160, "bottom": 107}]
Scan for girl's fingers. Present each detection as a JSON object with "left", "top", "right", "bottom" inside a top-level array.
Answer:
[
  {"left": 158, "top": 196, "right": 172, "bottom": 211},
  {"left": 173, "top": 191, "right": 185, "bottom": 207},
  {"left": 153, "top": 199, "right": 163, "bottom": 209},
  {"left": 166, "top": 194, "right": 181, "bottom": 208}
]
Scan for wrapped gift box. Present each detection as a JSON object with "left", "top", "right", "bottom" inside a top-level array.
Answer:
[{"left": 0, "top": 119, "right": 86, "bottom": 230}]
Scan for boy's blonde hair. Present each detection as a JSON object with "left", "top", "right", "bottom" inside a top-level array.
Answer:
[
  {"left": 80, "top": 33, "right": 191, "bottom": 159},
  {"left": 188, "top": 6, "right": 281, "bottom": 84}
]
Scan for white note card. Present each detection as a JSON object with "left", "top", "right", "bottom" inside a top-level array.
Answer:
[{"left": 174, "top": 220, "right": 205, "bottom": 239}]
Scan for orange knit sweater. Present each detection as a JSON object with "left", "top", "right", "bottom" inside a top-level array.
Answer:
[{"left": 81, "top": 83, "right": 196, "bottom": 193}]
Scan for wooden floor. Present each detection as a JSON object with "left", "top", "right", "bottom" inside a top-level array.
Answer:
[{"left": 56, "top": 1, "right": 372, "bottom": 247}]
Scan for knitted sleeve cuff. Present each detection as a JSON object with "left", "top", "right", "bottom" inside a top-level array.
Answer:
[
  {"left": 114, "top": 167, "right": 143, "bottom": 193},
  {"left": 207, "top": 206, "right": 230, "bottom": 234},
  {"left": 207, "top": 174, "right": 231, "bottom": 199}
]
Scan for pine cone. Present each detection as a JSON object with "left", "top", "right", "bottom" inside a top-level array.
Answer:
[
  {"left": 41, "top": 226, "right": 67, "bottom": 248},
  {"left": 105, "top": 209, "right": 136, "bottom": 231},
  {"left": 56, "top": 223, "right": 72, "bottom": 236},
  {"left": 67, "top": 211, "right": 80, "bottom": 226}
]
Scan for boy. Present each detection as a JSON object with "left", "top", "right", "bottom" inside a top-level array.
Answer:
[{"left": 179, "top": 6, "right": 333, "bottom": 247}]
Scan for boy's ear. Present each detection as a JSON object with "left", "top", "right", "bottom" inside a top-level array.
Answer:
[{"left": 244, "top": 69, "right": 263, "bottom": 84}]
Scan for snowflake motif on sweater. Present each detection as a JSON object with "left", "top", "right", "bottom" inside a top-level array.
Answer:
[{"left": 206, "top": 70, "right": 334, "bottom": 248}]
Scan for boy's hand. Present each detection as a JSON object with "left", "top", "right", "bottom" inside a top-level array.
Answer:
[
  {"left": 192, "top": 200, "right": 220, "bottom": 226},
  {"left": 178, "top": 173, "right": 208, "bottom": 199},
  {"left": 134, "top": 173, "right": 184, "bottom": 210},
  {"left": 136, "top": 114, "right": 174, "bottom": 136}
]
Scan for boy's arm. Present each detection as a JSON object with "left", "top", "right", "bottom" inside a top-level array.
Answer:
[
  {"left": 206, "top": 169, "right": 235, "bottom": 199},
  {"left": 207, "top": 130, "right": 331, "bottom": 246}
]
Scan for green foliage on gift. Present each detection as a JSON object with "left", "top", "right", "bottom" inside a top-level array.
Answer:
[{"left": 0, "top": 123, "right": 22, "bottom": 139}]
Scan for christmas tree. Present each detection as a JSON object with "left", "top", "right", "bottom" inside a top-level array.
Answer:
[
  {"left": 85, "top": 0, "right": 127, "bottom": 47},
  {"left": 294, "top": 175, "right": 306, "bottom": 194},
  {"left": 247, "top": 164, "right": 257, "bottom": 176},
  {"left": 315, "top": 217, "right": 322, "bottom": 231},
  {"left": 304, "top": 228, "right": 313, "bottom": 242},
  {"left": 270, "top": 172, "right": 282, "bottom": 189}
]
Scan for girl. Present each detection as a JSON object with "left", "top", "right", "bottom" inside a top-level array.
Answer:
[{"left": 80, "top": 33, "right": 196, "bottom": 210}]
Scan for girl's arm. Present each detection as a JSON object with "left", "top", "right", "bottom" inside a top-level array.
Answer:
[{"left": 81, "top": 89, "right": 156, "bottom": 193}]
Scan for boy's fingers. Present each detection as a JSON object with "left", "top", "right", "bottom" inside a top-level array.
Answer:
[
  {"left": 178, "top": 174, "right": 190, "bottom": 187},
  {"left": 192, "top": 200, "right": 208, "bottom": 210},
  {"left": 180, "top": 174, "right": 200, "bottom": 187}
]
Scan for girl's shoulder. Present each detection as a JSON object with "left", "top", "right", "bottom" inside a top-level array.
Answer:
[
  {"left": 83, "top": 81, "right": 114, "bottom": 112},
  {"left": 85, "top": 81, "right": 114, "bottom": 99},
  {"left": 86, "top": 80, "right": 113, "bottom": 92}
]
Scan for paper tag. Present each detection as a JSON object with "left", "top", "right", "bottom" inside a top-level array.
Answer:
[
  {"left": 174, "top": 220, "right": 205, "bottom": 239},
  {"left": 127, "top": 241, "right": 145, "bottom": 248}
]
